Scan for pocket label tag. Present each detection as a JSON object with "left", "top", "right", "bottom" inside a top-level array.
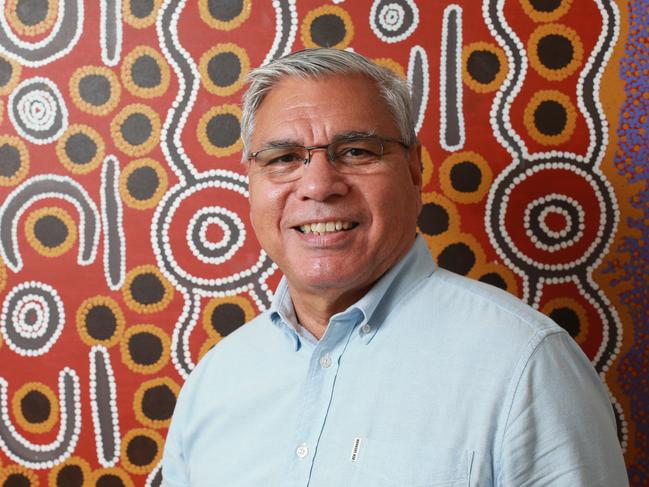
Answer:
[{"left": 350, "top": 437, "right": 362, "bottom": 462}]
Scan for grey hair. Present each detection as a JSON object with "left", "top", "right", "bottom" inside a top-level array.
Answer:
[{"left": 240, "top": 48, "right": 416, "bottom": 158}]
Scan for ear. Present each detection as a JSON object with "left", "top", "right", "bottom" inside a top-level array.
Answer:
[{"left": 407, "top": 141, "right": 423, "bottom": 213}]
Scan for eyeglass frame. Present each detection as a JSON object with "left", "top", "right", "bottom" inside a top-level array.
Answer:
[{"left": 246, "top": 133, "right": 410, "bottom": 171}]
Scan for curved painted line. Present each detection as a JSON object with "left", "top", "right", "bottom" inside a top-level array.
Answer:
[
  {"left": 0, "top": 368, "right": 81, "bottom": 468},
  {"left": 171, "top": 289, "right": 200, "bottom": 378},
  {"left": 0, "top": 175, "right": 100, "bottom": 273},
  {"left": 262, "top": 0, "right": 298, "bottom": 65},
  {"left": 100, "top": 0, "right": 122, "bottom": 66},
  {"left": 439, "top": 5, "right": 464, "bottom": 151},
  {"left": 146, "top": 462, "right": 163, "bottom": 487},
  {"left": 0, "top": 0, "right": 83, "bottom": 68},
  {"left": 100, "top": 156, "right": 126, "bottom": 290},
  {"left": 408, "top": 45, "right": 429, "bottom": 135},
  {"left": 89, "top": 346, "right": 120, "bottom": 467}
]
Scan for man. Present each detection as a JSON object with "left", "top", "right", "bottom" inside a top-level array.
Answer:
[{"left": 162, "top": 48, "right": 628, "bottom": 486}]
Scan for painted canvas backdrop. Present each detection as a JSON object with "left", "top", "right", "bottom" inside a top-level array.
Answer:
[{"left": 0, "top": 0, "right": 646, "bottom": 485}]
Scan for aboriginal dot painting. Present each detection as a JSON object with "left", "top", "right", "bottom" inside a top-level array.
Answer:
[{"left": 0, "top": 0, "right": 646, "bottom": 484}]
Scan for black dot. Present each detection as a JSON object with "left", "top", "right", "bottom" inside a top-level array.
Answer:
[
  {"left": 20, "top": 390, "right": 50, "bottom": 423},
  {"left": 25, "top": 309, "right": 37, "bottom": 325},
  {"left": 130, "top": 273, "right": 165, "bottom": 305},
  {"left": 310, "top": 14, "right": 346, "bottom": 47},
  {"left": 129, "top": 0, "right": 154, "bottom": 19},
  {"left": 0, "top": 57, "right": 13, "bottom": 87},
  {"left": 479, "top": 272, "right": 508, "bottom": 290},
  {"left": 207, "top": 52, "right": 241, "bottom": 87},
  {"left": 128, "top": 332, "right": 163, "bottom": 366},
  {"left": 142, "top": 384, "right": 176, "bottom": 421},
  {"left": 418, "top": 203, "right": 449, "bottom": 236},
  {"left": 56, "top": 465, "right": 84, "bottom": 487},
  {"left": 65, "top": 133, "right": 97, "bottom": 165},
  {"left": 34, "top": 215, "right": 68, "bottom": 248},
  {"left": 127, "top": 166, "right": 159, "bottom": 201},
  {"left": 126, "top": 434, "right": 158, "bottom": 466},
  {"left": 529, "top": 0, "right": 563, "bottom": 12},
  {"left": 131, "top": 55, "right": 162, "bottom": 88},
  {"left": 549, "top": 306, "right": 580, "bottom": 338},
  {"left": 437, "top": 243, "right": 476, "bottom": 275},
  {"left": 210, "top": 303, "right": 246, "bottom": 336},
  {"left": 96, "top": 474, "right": 126, "bottom": 487},
  {"left": 467, "top": 50, "right": 501, "bottom": 84},
  {"left": 121, "top": 113, "right": 152, "bottom": 146},
  {"left": 85, "top": 305, "right": 118, "bottom": 341},
  {"left": 0, "top": 143, "right": 21, "bottom": 177},
  {"left": 537, "top": 34, "right": 574, "bottom": 70},
  {"left": 79, "top": 75, "right": 111, "bottom": 106},
  {"left": 534, "top": 100, "right": 567, "bottom": 136},
  {"left": 16, "top": 0, "right": 48, "bottom": 26},
  {"left": 450, "top": 161, "right": 482, "bottom": 193},
  {"left": 206, "top": 113, "right": 240, "bottom": 148},
  {"left": 208, "top": 0, "right": 244, "bottom": 22},
  {"left": 3, "top": 473, "right": 30, "bottom": 487}
]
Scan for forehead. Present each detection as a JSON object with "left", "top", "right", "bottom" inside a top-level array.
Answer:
[{"left": 250, "top": 74, "right": 398, "bottom": 144}]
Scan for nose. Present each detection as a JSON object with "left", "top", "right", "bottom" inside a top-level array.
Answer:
[{"left": 295, "top": 150, "right": 349, "bottom": 201}]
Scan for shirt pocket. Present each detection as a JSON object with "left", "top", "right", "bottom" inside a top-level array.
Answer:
[{"left": 354, "top": 438, "right": 473, "bottom": 487}]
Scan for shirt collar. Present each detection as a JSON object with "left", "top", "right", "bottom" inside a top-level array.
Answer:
[{"left": 269, "top": 234, "right": 436, "bottom": 349}]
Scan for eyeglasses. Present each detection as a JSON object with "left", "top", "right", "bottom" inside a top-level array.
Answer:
[{"left": 247, "top": 135, "right": 408, "bottom": 183}]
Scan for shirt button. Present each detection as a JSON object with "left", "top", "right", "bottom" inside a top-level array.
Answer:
[
  {"left": 319, "top": 353, "right": 332, "bottom": 369},
  {"left": 361, "top": 323, "right": 371, "bottom": 334},
  {"left": 296, "top": 444, "right": 308, "bottom": 458}
]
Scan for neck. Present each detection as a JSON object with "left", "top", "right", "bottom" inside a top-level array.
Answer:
[{"left": 289, "top": 285, "right": 368, "bottom": 339}]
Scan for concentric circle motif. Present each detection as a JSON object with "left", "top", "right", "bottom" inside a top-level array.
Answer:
[
  {"left": 48, "top": 456, "right": 92, "bottom": 487},
  {"left": 370, "top": 0, "right": 419, "bottom": 43},
  {"left": 121, "top": 45, "right": 171, "bottom": 98},
  {"left": 0, "top": 135, "right": 29, "bottom": 186},
  {"left": 133, "top": 377, "right": 180, "bottom": 429},
  {"left": 56, "top": 124, "right": 105, "bottom": 174},
  {"left": 474, "top": 262, "right": 519, "bottom": 295},
  {"left": 489, "top": 163, "right": 612, "bottom": 273},
  {"left": 199, "top": 0, "right": 251, "bottom": 30},
  {"left": 0, "top": 464, "right": 38, "bottom": 486},
  {"left": 5, "top": 0, "right": 59, "bottom": 36},
  {"left": 421, "top": 145, "right": 433, "bottom": 188},
  {"left": 542, "top": 297, "right": 589, "bottom": 343},
  {"left": 69, "top": 66, "right": 121, "bottom": 115},
  {"left": 433, "top": 233, "right": 485, "bottom": 277},
  {"left": 197, "top": 104, "right": 243, "bottom": 157},
  {"left": 417, "top": 192, "right": 460, "bottom": 243},
  {"left": 462, "top": 42, "right": 508, "bottom": 93},
  {"left": 124, "top": 0, "right": 163, "bottom": 28},
  {"left": 373, "top": 57, "right": 406, "bottom": 78},
  {"left": 528, "top": 24, "right": 583, "bottom": 81},
  {"left": 439, "top": 151, "right": 493, "bottom": 204},
  {"left": 11, "top": 381, "right": 59, "bottom": 433},
  {"left": 0, "top": 281, "right": 65, "bottom": 356},
  {"left": 301, "top": 6, "right": 354, "bottom": 49},
  {"left": 523, "top": 193, "right": 585, "bottom": 252},
  {"left": 199, "top": 43, "right": 250, "bottom": 96},
  {"left": 8, "top": 77, "right": 68, "bottom": 145},
  {"left": 76, "top": 295, "right": 125, "bottom": 348},
  {"left": 89, "top": 467, "right": 134, "bottom": 487},
  {"left": 24, "top": 206, "right": 77, "bottom": 258},
  {"left": 111, "top": 104, "right": 161, "bottom": 156},
  {"left": 187, "top": 206, "right": 246, "bottom": 265},
  {"left": 119, "top": 158, "right": 169, "bottom": 210},
  {"left": 523, "top": 90, "right": 576, "bottom": 145},
  {"left": 120, "top": 428, "right": 164, "bottom": 474},
  {"left": 519, "top": 0, "right": 573, "bottom": 22},
  {"left": 122, "top": 265, "right": 174, "bottom": 313},
  {"left": 120, "top": 324, "right": 170, "bottom": 374},
  {"left": 0, "top": 54, "right": 22, "bottom": 96},
  {"left": 202, "top": 295, "right": 255, "bottom": 341},
  {"left": 198, "top": 336, "right": 219, "bottom": 362}
]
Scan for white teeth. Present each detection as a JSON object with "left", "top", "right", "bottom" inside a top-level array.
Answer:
[{"left": 299, "top": 221, "right": 354, "bottom": 234}]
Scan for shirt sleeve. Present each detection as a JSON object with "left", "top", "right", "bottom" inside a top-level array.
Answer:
[
  {"left": 160, "top": 380, "right": 192, "bottom": 487},
  {"left": 497, "top": 331, "right": 629, "bottom": 487}
]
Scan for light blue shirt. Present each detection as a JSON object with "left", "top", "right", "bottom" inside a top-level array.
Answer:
[{"left": 162, "top": 236, "right": 628, "bottom": 486}]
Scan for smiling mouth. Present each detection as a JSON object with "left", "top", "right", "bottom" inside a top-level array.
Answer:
[{"left": 296, "top": 221, "right": 358, "bottom": 235}]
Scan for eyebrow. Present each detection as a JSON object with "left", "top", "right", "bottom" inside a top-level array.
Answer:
[{"left": 257, "top": 131, "right": 379, "bottom": 150}]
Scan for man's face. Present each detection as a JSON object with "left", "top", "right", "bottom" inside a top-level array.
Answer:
[{"left": 247, "top": 74, "right": 422, "bottom": 305}]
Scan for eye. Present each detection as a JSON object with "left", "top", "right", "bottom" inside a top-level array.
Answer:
[
  {"left": 334, "top": 139, "right": 382, "bottom": 162},
  {"left": 269, "top": 152, "right": 302, "bottom": 164},
  {"left": 256, "top": 147, "right": 304, "bottom": 167}
]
